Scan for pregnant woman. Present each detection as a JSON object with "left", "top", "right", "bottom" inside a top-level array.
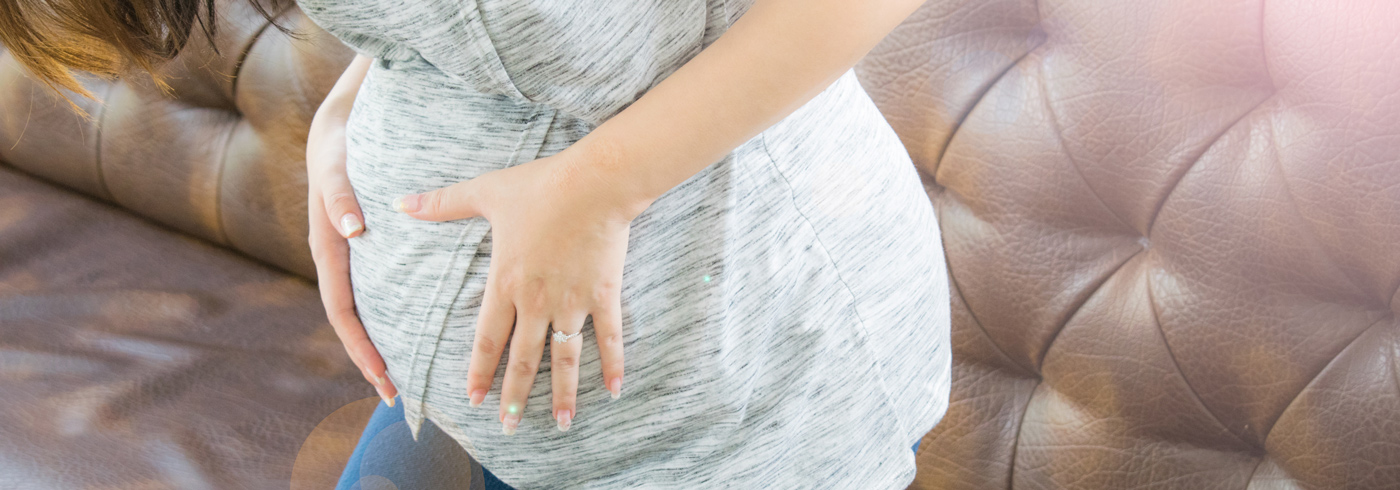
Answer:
[{"left": 4, "top": 0, "right": 952, "bottom": 487}]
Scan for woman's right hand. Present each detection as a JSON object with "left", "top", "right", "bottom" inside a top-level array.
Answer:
[{"left": 306, "top": 55, "right": 398, "bottom": 406}]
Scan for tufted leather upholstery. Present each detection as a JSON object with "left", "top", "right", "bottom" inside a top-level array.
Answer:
[
  {"left": 0, "top": 2, "right": 370, "bottom": 488},
  {"left": 0, "top": 0, "right": 352, "bottom": 278},
  {"left": 1, "top": 0, "right": 1397, "bottom": 488},
  {"left": 855, "top": 0, "right": 1400, "bottom": 488},
  {"left": 0, "top": 165, "right": 372, "bottom": 488}
]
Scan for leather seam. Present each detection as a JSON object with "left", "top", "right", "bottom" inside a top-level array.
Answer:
[
  {"left": 1013, "top": 248, "right": 1141, "bottom": 487},
  {"left": 1268, "top": 119, "right": 1377, "bottom": 305},
  {"left": 228, "top": 2, "right": 296, "bottom": 104},
  {"left": 1005, "top": 378, "right": 1040, "bottom": 490},
  {"left": 1391, "top": 327, "right": 1400, "bottom": 412},
  {"left": 1264, "top": 316, "right": 1391, "bottom": 450},
  {"left": 923, "top": 21, "right": 1047, "bottom": 389},
  {"left": 1036, "top": 60, "right": 1136, "bottom": 234},
  {"left": 1146, "top": 274, "right": 1259, "bottom": 451},
  {"left": 1143, "top": 94, "right": 1274, "bottom": 236},
  {"left": 1033, "top": 244, "right": 1142, "bottom": 372},
  {"left": 210, "top": 118, "right": 235, "bottom": 245},
  {"left": 217, "top": 3, "right": 295, "bottom": 246},
  {"left": 932, "top": 34, "right": 1045, "bottom": 182},
  {"left": 929, "top": 20, "right": 1048, "bottom": 471},
  {"left": 944, "top": 254, "right": 1036, "bottom": 378}
]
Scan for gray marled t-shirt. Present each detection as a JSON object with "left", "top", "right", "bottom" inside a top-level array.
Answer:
[{"left": 296, "top": 0, "right": 952, "bottom": 488}]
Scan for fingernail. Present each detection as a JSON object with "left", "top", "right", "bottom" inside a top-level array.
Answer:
[
  {"left": 393, "top": 194, "right": 420, "bottom": 213},
  {"left": 556, "top": 409, "right": 572, "bottom": 432},
  {"left": 502, "top": 413, "right": 521, "bottom": 435},
  {"left": 469, "top": 389, "right": 485, "bottom": 408},
  {"left": 608, "top": 376, "right": 622, "bottom": 400},
  {"left": 376, "top": 385, "right": 395, "bottom": 407},
  {"left": 340, "top": 213, "right": 363, "bottom": 237}
]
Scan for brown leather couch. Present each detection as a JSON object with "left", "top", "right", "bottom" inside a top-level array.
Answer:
[{"left": 2, "top": 0, "right": 1397, "bottom": 488}]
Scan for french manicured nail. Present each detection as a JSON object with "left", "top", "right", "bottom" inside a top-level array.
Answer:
[
  {"left": 375, "top": 385, "right": 395, "bottom": 407},
  {"left": 556, "top": 409, "right": 572, "bottom": 432},
  {"left": 339, "top": 213, "right": 363, "bottom": 237},
  {"left": 469, "top": 389, "right": 485, "bottom": 408},
  {"left": 393, "top": 194, "right": 421, "bottom": 213},
  {"left": 502, "top": 413, "right": 521, "bottom": 435},
  {"left": 371, "top": 374, "right": 395, "bottom": 407},
  {"left": 608, "top": 377, "right": 622, "bottom": 400}
]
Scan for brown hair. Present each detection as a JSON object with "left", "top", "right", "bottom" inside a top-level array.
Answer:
[{"left": 0, "top": 0, "right": 298, "bottom": 119}]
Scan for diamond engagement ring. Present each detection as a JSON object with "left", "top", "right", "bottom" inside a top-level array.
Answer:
[{"left": 552, "top": 328, "right": 582, "bottom": 344}]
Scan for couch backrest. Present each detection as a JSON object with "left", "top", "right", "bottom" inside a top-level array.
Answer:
[
  {"left": 0, "top": 0, "right": 353, "bottom": 279},
  {"left": 853, "top": 0, "right": 1400, "bottom": 488}
]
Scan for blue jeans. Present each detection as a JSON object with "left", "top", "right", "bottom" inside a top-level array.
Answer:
[{"left": 337, "top": 398, "right": 923, "bottom": 489}]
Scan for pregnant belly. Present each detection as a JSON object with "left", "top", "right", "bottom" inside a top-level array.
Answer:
[
  {"left": 339, "top": 55, "right": 922, "bottom": 487},
  {"left": 385, "top": 137, "right": 914, "bottom": 488},
  {"left": 340, "top": 58, "right": 571, "bottom": 408}
]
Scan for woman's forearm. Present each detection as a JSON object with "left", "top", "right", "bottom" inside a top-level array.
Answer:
[
  {"left": 308, "top": 54, "right": 374, "bottom": 170},
  {"left": 315, "top": 54, "right": 375, "bottom": 123},
  {"left": 568, "top": 0, "right": 927, "bottom": 218}
]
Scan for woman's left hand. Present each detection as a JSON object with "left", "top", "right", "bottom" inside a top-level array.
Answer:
[{"left": 392, "top": 140, "right": 648, "bottom": 435}]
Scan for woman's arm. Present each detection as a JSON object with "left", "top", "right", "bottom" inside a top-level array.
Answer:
[
  {"left": 570, "top": 0, "right": 929, "bottom": 218},
  {"left": 312, "top": 54, "right": 374, "bottom": 141},
  {"left": 306, "top": 53, "right": 400, "bottom": 406},
  {"left": 310, "top": 53, "right": 373, "bottom": 239}
]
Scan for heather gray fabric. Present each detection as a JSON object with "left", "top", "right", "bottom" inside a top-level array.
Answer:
[{"left": 296, "top": 0, "right": 952, "bottom": 488}]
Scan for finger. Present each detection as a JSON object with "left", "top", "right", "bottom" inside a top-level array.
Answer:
[
  {"left": 499, "top": 306, "right": 549, "bottom": 435},
  {"left": 315, "top": 154, "right": 366, "bottom": 239},
  {"left": 393, "top": 179, "right": 484, "bottom": 222},
  {"left": 549, "top": 309, "right": 587, "bottom": 432},
  {"left": 309, "top": 189, "right": 397, "bottom": 406},
  {"left": 592, "top": 288, "right": 625, "bottom": 400},
  {"left": 466, "top": 266, "right": 515, "bottom": 408}
]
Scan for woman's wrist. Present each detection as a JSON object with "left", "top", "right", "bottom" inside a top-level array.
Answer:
[
  {"left": 308, "top": 104, "right": 347, "bottom": 156},
  {"left": 312, "top": 93, "right": 355, "bottom": 128},
  {"left": 310, "top": 54, "right": 373, "bottom": 131},
  {"left": 558, "top": 133, "right": 659, "bottom": 223}
]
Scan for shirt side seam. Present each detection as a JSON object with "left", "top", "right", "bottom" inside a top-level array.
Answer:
[{"left": 757, "top": 125, "right": 914, "bottom": 446}]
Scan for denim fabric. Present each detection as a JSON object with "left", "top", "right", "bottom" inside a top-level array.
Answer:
[
  {"left": 338, "top": 398, "right": 923, "bottom": 490},
  {"left": 336, "top": 398, "right": 478, "bottom": 490}
]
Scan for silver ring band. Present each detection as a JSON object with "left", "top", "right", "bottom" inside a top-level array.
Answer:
[{"left": 552, "top": 328, "right": 582, "bottom": 343}]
